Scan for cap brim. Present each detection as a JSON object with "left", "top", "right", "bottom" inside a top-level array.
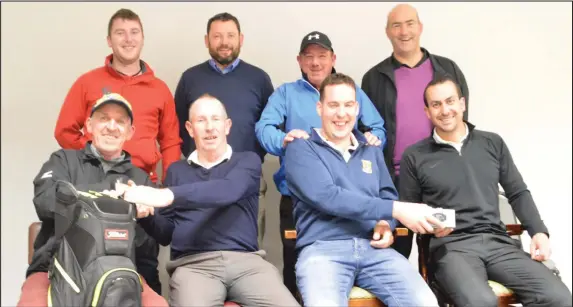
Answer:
[
  {"left": 300, "top": 42, "right": 333, "bottom": 53},
  {"left": 91, "top": 100, "right": 133, "bottom": 121}
]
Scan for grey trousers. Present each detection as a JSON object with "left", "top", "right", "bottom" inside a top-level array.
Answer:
[
  {"left": 166, "top": 250, "right": 300, "bottom": 307},
  {"left": 258, "top": 174, "right": 267, "bottom": 248}
]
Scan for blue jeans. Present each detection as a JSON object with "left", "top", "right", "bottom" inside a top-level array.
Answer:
[{"left": 296, "top": 238, "right": 438, "bottom": 307}]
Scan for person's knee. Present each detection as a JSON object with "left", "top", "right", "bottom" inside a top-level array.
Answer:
[
  {"left": 17, "top": 273, "right": 49, "bottom": 307},
  {"left": 535, "top": 287, "right": 573, "bottom": 307},
  {"left": 411, "top": 285, "right": 439, "bottom": 307},
  {"left": 452, "top": 289, "right": 497, "bottom": 307}
]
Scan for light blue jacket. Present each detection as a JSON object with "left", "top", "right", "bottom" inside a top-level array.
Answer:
[{"left": 255, "top": 78, "right": 387, "bottom": 195}]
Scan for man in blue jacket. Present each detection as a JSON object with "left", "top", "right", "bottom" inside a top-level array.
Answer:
[
  {"left": 284, "top": 73, "right": 440, "bottom": 306},
  {"left": 255, "top": 31, "right": 386, "bottom": 295}
]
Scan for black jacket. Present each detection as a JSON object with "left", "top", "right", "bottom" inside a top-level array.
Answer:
[
  {"left": 361, "top": 48, "right": 470, "bottom": 181},
  {"left": 28, "top": 144, "right": 160, "bottom": 290}
]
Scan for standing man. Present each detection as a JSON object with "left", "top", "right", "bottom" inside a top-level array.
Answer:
[
  {"left": 255, "top": 31, "right": 386, "bottom": 295},
  {"left": 53, "top": 9, "right": 181, "bottom": 294},
  {"left": 174, "top": 12, "right": 274, "bottom": 247},
  {"left": 361, "top": 3, "right": 469, "bottom": 259},
  {"left": 18, "top": 94, "right": 168, "bottom": 306},
  {"left": 399, "top": 75, "right": 572, "bottom": 307},
  {"left": 54, "top": 8, "right": 182, "bottom": 186}
]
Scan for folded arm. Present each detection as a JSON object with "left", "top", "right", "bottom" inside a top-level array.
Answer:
[
  {"left": 356, "top": 87, "right": 387, "bottom": 148},
  {"left": 255, "top": 86, "right": 287, "bottom": 156}
]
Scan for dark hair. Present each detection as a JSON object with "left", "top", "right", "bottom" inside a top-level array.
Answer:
[
  {"left": 423, "top": 74, "right": 463, "bottom": 107},
  {"left": 207, "top": 12, "right": 241, "bottom": 34},
  {"left": 319, "top": 73, "right": 357, "bottom": 101},
  {"left": 107, "top": 9, "right": 143, "bottom": 37}
]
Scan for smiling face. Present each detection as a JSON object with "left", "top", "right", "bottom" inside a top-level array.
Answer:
[
  {"left": 424, "top": 80, "right": 466, "bottom": 135},
  {"left": 297, "top": 44, "right": 336, "bottom": 88},
  {"left": 107, "top": 18, "right": 144, "bottom": 65},
  {"left": 205, "top": 20, "right": 243, "bottom": 66},
  {"left": 317, "top": 83, "right": 358, "bottom": 144},
  {"left": 186, "top": 96, "right": 232, "bottom": 155},
  {"left": 86, "top": 103, "right": 134, "bottom": 158},
  {"left": 386, "top": 4, "right": 423, "bottom": 56}
]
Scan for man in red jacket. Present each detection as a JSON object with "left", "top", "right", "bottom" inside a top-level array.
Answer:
[{"left": 54, "top": 8, "right": 181, "bottom": 185}]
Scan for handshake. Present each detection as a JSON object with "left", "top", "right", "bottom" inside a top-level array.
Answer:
[
  {"left": 392, "top": 201, "right": 456, "bottom": 237},
  {"left": 101, "top": 179, "right": 175, "bottom": 219}
]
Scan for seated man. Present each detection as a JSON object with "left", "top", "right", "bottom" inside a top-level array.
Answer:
[
  {"left": 284, "top": 73, "right": 441, "bottom": 307},
  {"left": 399, "top": 74, "right": 573, "bottom": 307},
  {"left": 18, "top": 93, "right": 167, "bottom": 307},
  {"left": 121, "top": 94, "right": 300, "bottom": 307}
]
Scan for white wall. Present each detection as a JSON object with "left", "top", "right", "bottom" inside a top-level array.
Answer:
[{"left": 2, "top": 2, "right": 571, "bottom": 305}]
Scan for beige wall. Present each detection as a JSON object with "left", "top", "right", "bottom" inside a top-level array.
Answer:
[{"left": 2, "top": 2, "right": 571, "bottom": 305}]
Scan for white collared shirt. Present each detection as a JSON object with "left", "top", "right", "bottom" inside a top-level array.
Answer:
[
  {"left": 314, "top": 128, "right": 359, "bottom": 163},
  {"left": 188, "top": 145, "right": 233, "bottom": 169},
  {"left": 433, "top": 123, "right": 469, "bottom": 154}
]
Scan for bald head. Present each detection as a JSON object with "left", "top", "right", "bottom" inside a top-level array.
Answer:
[
  {"left": 188, "top": 94, "right": 228, "bottom": 122},
  {"left": 386, "top": 4, "right": 420, "bottom": 29}
]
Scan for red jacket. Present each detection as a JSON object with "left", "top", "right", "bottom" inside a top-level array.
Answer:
[{"left": 54, "top": 54, "right": 182, "bottom": 183}]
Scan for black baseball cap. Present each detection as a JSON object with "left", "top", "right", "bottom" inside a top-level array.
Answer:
[{"left": 299, "top": 31, "right": 334, "bottom": 53}]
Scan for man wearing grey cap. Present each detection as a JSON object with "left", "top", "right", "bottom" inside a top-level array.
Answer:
[
  {"left": 18, "top": 93, "right": 167, "bottom": 306},
  {"left": 255, "top": 31, "right": 387, "bottom": 295}
]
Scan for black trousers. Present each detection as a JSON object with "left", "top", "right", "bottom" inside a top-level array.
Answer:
[
  {"left": 390, "top": 176, "right": 415, "bottom": 259},
  {"left": 432, "top": 233, "right": 572, "bottom": 307},
  {"left": 279, "top": 195, "right": 298, "bottom": 297}
]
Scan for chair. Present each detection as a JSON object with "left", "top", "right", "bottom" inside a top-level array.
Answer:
[
  {"left": 284, "top": 228, "right": 410, "bottom": 307},
  {"left": 416, "top": 193, "right": 561, "bottom": 307},
  {"left": 27, "top": 222, "right": 243, "bottom": 306}
]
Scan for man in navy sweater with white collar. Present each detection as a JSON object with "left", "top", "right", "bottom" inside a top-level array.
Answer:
[
  {"left": 122, "top": 94, "right": 299, "bottom": 307},
  {"left": 284, "top": 73, "right": 440, "bottom": 307}
]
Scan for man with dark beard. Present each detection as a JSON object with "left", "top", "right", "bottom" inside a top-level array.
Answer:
[{"left": 174, "top": 12, "right": 274, "bottom": 248}]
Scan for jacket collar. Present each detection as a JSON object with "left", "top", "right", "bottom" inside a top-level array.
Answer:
[
  {"left": 309, "top": 127, "right": 367, "bottom": 146},
  {"left": 81, "top": 142, "right": 135, "bottom": 171},
  {"left": 429, "top": 121, "right": 476, "bottom": 145},
  {"left": 376, "top": 47, "right": 447, "bottom": 82}
]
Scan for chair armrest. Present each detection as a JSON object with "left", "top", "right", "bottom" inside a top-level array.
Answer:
[{"left": 284, "top": 227, "right": 410, "bottom": 240}]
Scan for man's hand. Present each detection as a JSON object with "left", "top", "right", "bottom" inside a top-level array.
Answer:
[
  {"left": 530, "top": 233, "right": 551, "bottom": 261},
  {"left": 135, "top": 204, "right": 155, "bottom": 219},
  {"left": 370, "top": 220, "right": 394, "bottom": 249},
  {"left": 282, "top": 129, "right": 309, "bottom": 148},
  {"left": 123, "top": 185, "right": 174, "bottom": 208},
  {"left": 363, "top": 132, "right": 382, "bottom": 146},
  {"left": 392, "top": 201, "right": 446, "bottom": 234},
  {"left": 434, "top": 227, "right": 454, "bottom": 238}
]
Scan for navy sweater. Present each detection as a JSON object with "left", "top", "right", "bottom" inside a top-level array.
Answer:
[
  {"left": 174, "top": 60, "right": 274, "bottom": 161},
  {"left": 284, "top": 129, "right": 398, "bottom": 250},
  {"left": 138, "top": 151, "right": 262, "bottom": 260}
]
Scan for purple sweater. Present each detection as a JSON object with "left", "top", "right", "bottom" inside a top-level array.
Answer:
[{"left": 393, "top": 59, "right": 434, "bottom": 175}]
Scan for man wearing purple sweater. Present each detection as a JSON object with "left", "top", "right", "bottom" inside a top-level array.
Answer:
[{"left": 361, "top": 3, "right": 469, "bottom": 259}]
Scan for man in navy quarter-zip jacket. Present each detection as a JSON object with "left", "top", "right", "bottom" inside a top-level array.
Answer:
[
  {"left": 399, "top": 74, "right": 571, "bottom": 307},
  {"left": 255, "top": 30, "right": 387, "bottom": 296},
  {"left": 284, "top": 73, "right": 442, "bottom": 307},
  {"left": 121, "top": 94, "right": 300, "bottom": 307}
]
